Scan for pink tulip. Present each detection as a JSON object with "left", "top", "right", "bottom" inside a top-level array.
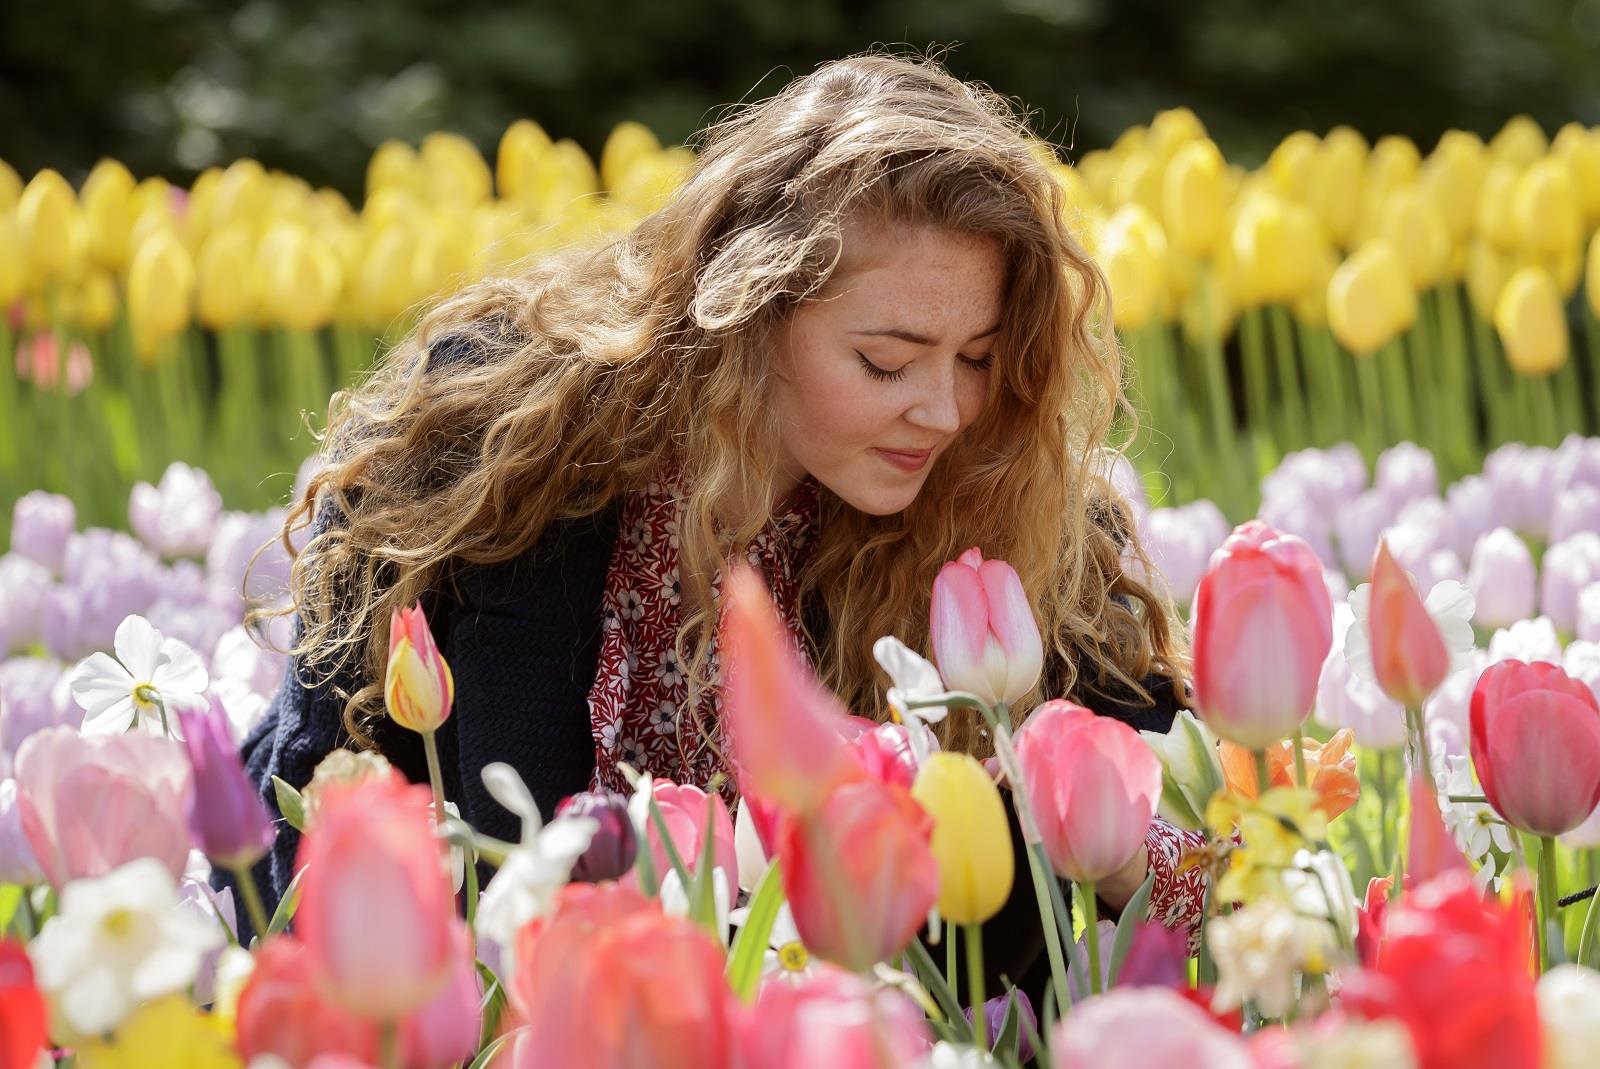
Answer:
[
  {"left": 647, "top": 780, "right": 738, "bottom": 905},
  {"left": 1369, "top": 540, "right": 1450, "bottom": 708},
  {"left": 1470, "top": 660, "right": 1600, "bottom": 837},
  {"left": 852, "top": 723, "right": 921, "bottom": 790},
  {"left": 1192, "top": 521, "right": 1333, "bottom": 748},
  {"left": 1052, "top": 986, "right": 1255, "bottom": 1068},
  {"left": 721, "top": 565, "right": 861, "bottom": 812},
  {"left": 777, "top": 777, "right": 938, "bottom": 973},
  {"left": 235, "top": 937, "right": 381, "bottom": 1066},
  {"left": 740, "top": 964, "right": 932, "bottom": 1069},
  {"left": 929, "top": 547, "right": 1044, "bottom": 707},
  {"left": 399, "top": 923, "right": 482, "bottom": 1069},
  {"left": 13, "top": 726, "right": 193, "bottom": 888},
  {"left": 295, "top": 772, "right": 457, "bottom": 1021},
  {"left": 512, "top": 882, "right": 736, "bottom": 1069},
  {"left": 1014, "top": 700, "right": 1161, "bottom": 883}
]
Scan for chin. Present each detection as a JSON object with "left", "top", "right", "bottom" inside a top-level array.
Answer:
[{"left": 832, "top": 478, "right": 926, "bottom": 517}]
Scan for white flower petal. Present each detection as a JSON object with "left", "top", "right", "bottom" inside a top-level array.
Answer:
[
  {"left": 482, "top": 762, "right": 541, "bottom": 837},
  {"left": 112, "top": 615, "right": 165, "bottom": 680},
  {"left": 151, "top": 638, "right": 210, "bottom": 696},
  {"left": 78, "top": 699, "right": 138, "bottom": 736},
  {"left": 68, "top": 653, "right": 136, "bottom": 715}
]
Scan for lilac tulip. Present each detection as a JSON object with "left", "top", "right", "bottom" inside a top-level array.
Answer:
[
  {"left": 1552, "top": 434, "right": 1600, "bottom": 496},
  {"left": 1445, "top": 475, "right": 1498, "bottom": 559},
  {"left": 1566, "top": 641, "right": 1600, "bottom": 708},
  {"left": 965, "top": 990, "right": 1038, "bottom": 1062},
  {"left": 0, "top": 658, "right": 80, "bottom": 777},
  {"left": 1257, "top": 490, "right": 1336, "bottom": 568},
  {"left": 1468, "top": 528, "right": 1537, "bottom": 629},
  {"left": 1485, "top": 443, "right": 1557, "bottom": 539},
  {"left": 39, "top": 586, "right": 87, "bottom": 661},
  {"left": 1488, "top": 617, "right": 1564, "bottom": 665},
  {"left": 0, "top": 553, "right": 53, "bottom": 655},
  {"left": 1579, "top": 583, "right": 1600, "bottom": 644},
  {"left": 129, "top": 462, "right": 224, "bottom": 559},
  {"left": 1103, "top": 452, "right": 1149, "bottom": 526},
  {"left": 1551, "top": 485, "right": 1600, "bottom": 546},
  {"left": 0, "top": 780, "right": 43, "bottom": 886},
  {"left": 211, "top": 624, "right": 288, "bottom": 698},
  {"left": 1140, "top": 504, "right": 1226, "bottom": 605},
  {"left": 1334, "top": 489, "right": 1395, "bottom": 576},
  {"left": 178, "top": 700, "right": 275, "bottom": 870},
  {"left": 1541, "top": 533, "right": 1600, "bottom": 633},
  {"left": 1375, "top": 442, "right": 1439, "bottom": 507},
  {"left": 555, "top": 790, "right": 636, "bottom": 883},
  {"left": 208, "top": 508, "right": 292, "bottom": 604},
  {"left": 11, "top": 491, "right": 74, "bottom": 575}
]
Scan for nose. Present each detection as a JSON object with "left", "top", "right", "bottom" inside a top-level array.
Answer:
[{"left": 905, "top": 360, "right": 963, "bottom": 435}]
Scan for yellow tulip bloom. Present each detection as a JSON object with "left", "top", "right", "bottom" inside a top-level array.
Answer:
[
  {"left": 1466, "top": 240, "right": 1511, "bottom": 321},
  {"left": 1164, "top": 140, "right": 1226, "bottom": 257},
  {"left": 1420, "top": 131, "right": 1487, "bottom": 242},
  {"left": 1232, "top": 194, "right": 1321, "bottom": 305},
  {"left": 82, "top": 159, "right": 137, "bottom": 272},
  {"left": 0, "top": 158, "right": 20, "bottom": 211},
  {"left": 497, "top": 118, "right": 553, "bottom": 200},
  {"left": 1099, "top": 203, "right": 1169, "bottom": 329},
  {"left": 601, "top": 120, "right": 664, "bottom": 194},
  {"left": 1326, "top": 241, "right": 1417, "bottom": 355},
  {"left": 1512, "top": 158, "right": 1583, "bottom": 258},
  {"left": 197, "top": 223, "right": 258, "bottom": 331},
  {"left": 1147, "top": 107, "right": 1207, "bottom": 157},
  {"left": 76, "top": 268, "right": 120, "bottom": 333},
  {"left": 77, "top": 996, "right": 240, "bottom": 1069},
  {"left": 1266, "top": 130, "right": 1319, "bottom": 201},
  {"left": 1490, "top": 115, "right": 1549, "bottom": 167},
  {"left": 422, "top": 131, "right": 493, "bottom": 207},
  {"left": 1307, "top": 126, "right": 1367, "bottom": 248},
  {"left": 0, "top": 214, "right": 22, "bottom": 306},
  {"left": 1476, "top": 161, "right": 1524, "bottom": 251},
  {"left": 18, "top": 168, "right": 81, "bottom": 281},
  {"left": 1494, "top": 266, "right": 1568, "bottom": 375},
  {"left": 127, "top": 231, "right": 196, "bottom": 359},
  {"left": 212, "top": 159, "right": 269, "bottom": 232},
  {"left": 1376, "top": 189, "right": 1453, "bottom": 288},
  {"left": 1588, "top": 231, "right": 1600, "bottom": 322},
  {"left": 911, "top": 752, "right": 1014, "bottom": 926},
  {"left": 368, "top": 139, "right": 423, "bottom": 197},
  {"left": 266, "top": 228, "right": 343, "bottom": 332}
]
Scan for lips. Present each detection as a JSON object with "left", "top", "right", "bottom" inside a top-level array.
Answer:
[{"left": 874, "top": 447, "right": 934, "bottom": 472}]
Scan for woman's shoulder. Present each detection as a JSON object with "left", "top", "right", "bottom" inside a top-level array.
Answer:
[{"left": 1070, "top": 668, "right": 1192, "bottom": 735}]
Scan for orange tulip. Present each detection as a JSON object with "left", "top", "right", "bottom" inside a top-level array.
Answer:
[
  {"left": 1368, "top": 541, "right": 1450, "bottom": 709},
  {"left": 1218, "top": 729, "right": 1361, "bottom": 820}
]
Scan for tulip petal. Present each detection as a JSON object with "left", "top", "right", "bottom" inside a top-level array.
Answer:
[
  {"left": 977, "top": 559, "right": 1045, "bottom": 704},
  {"left": 929, "top": 560, "right": 993, "bottom": 701}
]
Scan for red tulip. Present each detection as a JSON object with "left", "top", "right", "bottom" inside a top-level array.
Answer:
[
  {"left": 1368, "top": 540, "right": 1451, "bottom": 708},
  {"left": 295, "top": 772, "right": 457, "bottom": 1021},
  {"left": 740, "top": 964, "right": 932, "bottom": 1069},
  {"left": 721, "top": 565, "right": 861, "bottom": 812},
  {"left": 0, "top": 941, "right": 45, "bottom": 1069},
  {"left": 1470, "top": 660, "right": 1600, "bottom": 837},
  {"left": 14, "top": 727, "right": 193, "bottom": 889},
  {"left": 235, "top": 937, "right": 381, "bottom": 1066},
  {"left": 1014, "top": 700, "right": 1161, "bottom": 883},
  {"left": 511, "top": 882, "right": 737, "bottom": 1069},
  {"left": 1342, "top": 870, "right": 1540, "bottom": 1069},
  {"left": 646, "top": 780, "right": 738, "bottom": 905},
  {"left": 929, "top": 547, "right": 1044, "bottom": 707},
  {"left": 777, "top": 777, "right": 939, "bottom": 973},
  {"left": 1191, "top": 521, "right": 1332, "bottom": 748}
]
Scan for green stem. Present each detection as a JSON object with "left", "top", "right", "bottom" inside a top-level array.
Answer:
[
  {"left": 1354, "top": 351, "right": 1386, "bottom": 461},
  {"left": 379, "top": 1020, "right": 400, "bottom": 1069},
  {"left": 1253, "top": 748, "right": 1271, "bottom": 797},
  {"left": 231, "top": 863, "right": 272, "bottom": 944},
  {"left": 1540, "top": 835, "right": 1559, "bottom": 974},
  {"left": 1268, "top": 304, "right": 1309, "bottom": 451},
  {"left": 1528, "top": 374, "right": 1561, "bottom": 448},
  {"left": 1376, "top": 749, "right": 1392, "bottom": 876},
  {"left": 1292, "top": 729, "right": 1309, "bottom": 790},
  {"left": 1241, "top": 307, "right": 1278, "bottom": 458},
  {"left": 1379, "top": 338, "right": 1417, "bottom": 443},
  {"left": 1081, "top": 880, "right": 1102, "bottom": 996},
  {"left": 946, "top": 923, "right": 959, "bottom": 1012},
  {"left": 422, "top": 729, "right": 448, "bottom": 831},
  {"left": 966, "top": 923, "right": 988, "bottom": 1047},
  {"left": 1446, "top": 793, "right": 1488, "bottom": 804}
]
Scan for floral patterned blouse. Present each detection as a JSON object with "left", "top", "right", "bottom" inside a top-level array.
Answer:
[{"left": 583, "top": 469, "right": 1207, "bottom": 944}]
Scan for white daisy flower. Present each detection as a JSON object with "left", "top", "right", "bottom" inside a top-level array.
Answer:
[{"left": 68, "top": 614, "right": 208, "bottom": 738}]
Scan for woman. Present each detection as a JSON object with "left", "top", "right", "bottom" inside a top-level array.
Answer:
[{"left": 231, "top": 51, "right": 1207, "bottom": 991}]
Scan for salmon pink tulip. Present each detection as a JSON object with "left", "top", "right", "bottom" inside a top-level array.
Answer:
[
  {"left": 1014, "top": 700, "right": 1161, "bottom": 883},
  {"left": 740, "top": 963, "right": 932, "bottom": 1069},
  {"left": 295, "top": 773, "right": 457, "bottom": 1021},
  {"left": 13, "top": 726, "right": 193, "bottom": 888},
  {"left": 384, "top": 601, "right": 454, "bottom": 733},
  {"left": 398, "top": 923, "right": 482, "bottom": 1069},
  {"left": 1192, "top": 521, "right": 1332, "bottom": 749},
  {"left": 1470, "top": 660, "right": 1600, "bottom": 837},
  {"left": 1366, "top": 540, "right": 1452, "bottom": 708},
  {"left": 646, "top": 780, "right": 738, "bottom": 905},
  {"left": 777, "top": 777, "right": 938, "bottom": 973},
  {"left": 929, "top": 547, "right": 1044, "bottom": 708},
  {"left": 235, "top": 937, "right": 381, "bottom": 1066}
]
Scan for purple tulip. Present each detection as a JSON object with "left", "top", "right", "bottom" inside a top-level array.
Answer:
[
  {"left": 1485, "top": 443, "right": 1557, "bottom": 539},
  {"left": 1375, "top": 442, "right": 1438, "bottom": 508},
  {"left": 178, "top": 698, "right": 275, "bottom": 870},
  {"left": 11, "top": 491, "right": 74, "bottom": 575},
  {"left": 1541, "top": 533, "right": 1600, "bottom": 633},
  {"left": 965, "top": 989, "right": 1037, "bottom": 1061},
  {"left": 0, "top": 780, "right": 43, "bottom": 886},
  {"left": 1110, "top": 918, "right": 1191, "bottom": 990},
  {"left": 1257, "top": 490, "right": 1336, "bottom": 568},
  {"left": 1140, "top": 504, "right": 1226, "bottom": 605},
  {"left": 1552, "top": 435, "right": 1600, "bottom": 496},
  {"left": 556, "top": 790, "right": 637, "bottom": 882},
  {"left": 1551, "top": 485, "right": 1600, "bottom": 546},
  {"left": 0, "top": 658, "right": 81, "bottom": 777},
  {"left": 207, "top": 508, "right": 292, "bottom": 604},
  {"left": 1468, "top": 528, "right": 1537, "bottom": 629}
]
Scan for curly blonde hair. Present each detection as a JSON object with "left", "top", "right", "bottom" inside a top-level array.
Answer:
[{"left": 249, "top": 48, "right": 1188, "bottom": 768}]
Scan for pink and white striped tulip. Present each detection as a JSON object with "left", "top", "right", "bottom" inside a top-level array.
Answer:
[
  {"left": 1192, "top": 521, "right": 1333, "bottom": 749},
  {"left": 929, "top": 547, "right": 1044, "bottom": 708},
  {"left": 1014, "top": 700, "right": 1161, "bottom": 883}
]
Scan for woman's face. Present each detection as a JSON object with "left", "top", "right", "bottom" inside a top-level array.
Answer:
[{"left": 769, "top": 222, "right": 1007, "bottom": 516}]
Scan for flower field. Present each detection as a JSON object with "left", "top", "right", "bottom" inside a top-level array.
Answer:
[{"left": 2, "top": 110, "right": 1600, "bottom": 1066}]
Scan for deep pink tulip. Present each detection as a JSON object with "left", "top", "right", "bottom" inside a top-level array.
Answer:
[
  {"left": 852, "top": 723, "right": 921, "bottom": 790},
  {"left": 1014, "top": 700, "right": 1160, "bottom": 883},
  {"left": 647, "top": 780, "right": 738, "bottom": 905},
  {"left": 1470, "top": 660, "right": 1600, "bottom": 837},
  {"left": 740, "top": 964, "right": 933, "bottom": 1069},
  {"left": 1192, "top": 521, "right": 1333, "bottom": 748},
  {"left": 1368, "top": 540, "right": 1451, "bottom": 708},
  {"left": 1052, "top": 986, "right": 1255, "bottom": 1068},
  {"left": 777, "top": 777, "right": 938, "bottom": 973},
  {"left": 399, "top": 922, "right": 482, "bottom": 1069},
  {"left": 929, "top": 547, "right": 1044, "bottom": 707},
  {"left": 13, "top": 726, "right": 193, "bottom": 888},
  {"left": 721, "top": 565, "right": 861, "bottom": 812},
  {"left": 295, "top": 772, "right": 457, "bottom": 1021}
]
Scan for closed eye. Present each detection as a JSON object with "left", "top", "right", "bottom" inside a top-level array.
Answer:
[{"left": 857, "top": 351, "right": 994, "bottom": 381}]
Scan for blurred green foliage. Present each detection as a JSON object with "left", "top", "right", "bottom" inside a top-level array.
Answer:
[{"left": 3, "top": 0, "right": 1599, "bottom": 194}]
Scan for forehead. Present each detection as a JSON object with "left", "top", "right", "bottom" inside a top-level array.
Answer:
[{"left": 815, "top": 222, "right": 1008, "bottom": 328}]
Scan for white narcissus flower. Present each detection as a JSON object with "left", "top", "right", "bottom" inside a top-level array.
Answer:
[
  {"left": 1208, "top": 898, "right": 1329, "bottom": 1020},
  {"left": 727, "top": 900, "right": 816, "bottom": 984},
  {"left": 873, "top": 636, "right": 951, "bottom": 768},
  {"left": 1343, "top": 579, "right": 1476, "bottom": 687},
  {"left": 474, "top": 762, "right": 597, "bottom": 979},
  {"left": 1298, "top": 1019, "right": 1417, "bottom": 1069},
  {"left": 1487, "top": 616, "right": 1563, "bottom": 665},
  {"left": 28, "top": 856, "right": 223, "bottom": 1039},
  {"left": 68, "top": 615, "right": 208, "bottom": 737},
  {"left": 733, "top": 797, "right": 770, "bottom": 894},
  {"left": 659, "top": 865, "right": 731, "bottom": 945},
  {"left": 1537, "top": 964, "right": 1600, "bottom": 1069},
  {"left": 1139, "top": 709, "right": 1225, "bottom": 831},
  {"left": 912, "top": 1042, "right": 998, "bottom": 1069},
  {"left": 1316, "top": 605, "right": 1407, "bottom": 750}
]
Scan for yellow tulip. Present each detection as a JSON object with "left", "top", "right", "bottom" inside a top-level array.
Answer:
[
  {"left": 1148, "top": 107, "right": 1207, "bottom": 157},
  {"left": 127, "top": 231, "right": 196, "bottom": 358},
  {"left": 1494, "top": 266, "right": 1567, "bottom": 375},
  {"left": 1589, "top": 230, "right": 1600, "bottom": 322},
  {"left": 76, "top": 995, "right": 241, "bottom": 1069},
  {"left": 1354, "top": 136, "right": 1420, "bottom": 245},
  {"left": 363, "top": 185, "right": 424, "bottom": 234},
  {"left": 1267, "top": 130, "right": 1319, "bottom": 201},
  {"left": 421, "top": 131, "right": 493, "bottom": 207},
  {"left": 0, "top": 159, "right": 20, "bottom": 211},
  {"left": 497, "top": 118, "right": 553, "bottom": 200},
  {"left": 212, "top": 159, "right": 269, "bottom": 232},
  {"left": 1307, "top": 127, "right": 1367, "bottom": 248},
  {"left": 1327, "top": 241, "right": 1417, "bottom": 355},
  {"left": 76, "top": 268, "right": 120, "bottom": 332},
  {"left": 18, "top": 168, "right": 81, "bottom": 281},
  {"left": 1293, "top": 240, "right": 1340, "bottom": 327},
  {"left": 1490, "top": 115, "right": 1549, "bottom": 167},
  {"left": 1420, "top": 131, "right": 1487, "bottom": 242},
  {"left": 367, "top": 139, "right": 423, "bottom": 197},
  {"left": 1376, "top": 189, "right": 1452, "bottom": 288},
  {"left": 412, "top": 213, "right": 474, "bottom": 299},
  {"left": 1549, "top": 242, "right": 1584, "bottom": 299},
  {"left": 1231, "top": 194, "right": 1321, "bottom": 305},
  {"left": 263, "top": 227, "right": 343, "bottom": 332},
  {"left": 1554, "top": 123, "right": 1600, "bottom": 227},
  {"left": 1512, "top": 158, "right": 1583, "bottom": 257},
  {"left": 0, "top": 213, "right": 21, "bottom": 306},
  {"left": 81, "top": 159, "right": 137, "bottom": 271},
  {"left": 306, "top": 187, "right": 355, "bottom": 229},
  {"left": 1164, "top": 140, "right": 1226, "bottom": 257},
  {"left": 910, "top": 752, "right": 1014, "bottom": 926},
  {"left": 612, "top": 148, "right": 693, "bottom": 214},
  {"left": 521, "top": 138, "right": 600, "bottom": 222},
  {"left": 1466, "top": 240, "right": 1511, "bottom": 321},
  {"left": 1180, "top": 265, "right": 1239, "bottom": 344},
  {"left": 358, "top": 223, "right": 421, "bottom": 327},
  {"left": 600, "top": 120, "right": 664, "bottom": 193},
  {"left": 196, "top": 223, "right": 257, "bottom": 330},
  {"left": 1114, "top": 150, "right": 1165, "bottom": 218},
  {"left": 1099, "top": 204, "right": 1169, "bottom": 330}
]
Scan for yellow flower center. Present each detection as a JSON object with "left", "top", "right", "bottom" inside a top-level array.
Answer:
[
  {"left": 777, "top": 941, "right": 810, "bottom": 972},
  {"left": 132, "top": 683, "right": 160, "bottom": 710},
  {"left": 103, "top": 908, "right": 136, "bottom": 939}
]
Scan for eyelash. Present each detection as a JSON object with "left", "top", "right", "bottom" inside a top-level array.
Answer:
[{"left": 855, "top": 351, "right": 995, "bottom": 382}]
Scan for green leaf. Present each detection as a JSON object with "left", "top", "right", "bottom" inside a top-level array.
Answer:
[
  {"left": 689, "top": 791, "right": 721, "bottom": 935},
  {"left": 463, "top": 1034, "right": 509, "bottom": 1069},
  {"left": 1029, "top": 979, "right": 1057, "bottom": 1069},
  {"left": 646, "top": 798, "right": 693, "bottom": 895},
  {"left": 990, "top": 987, "right": 1023, "bottom": 1059},
  {"left": 1577, "top": 881, "right": 1600, "bottom": 969},
  {"left": 475, "top": 960, "right": 507, "bottom": 1051},
  {"left": 0, "top": 885, "right": 22, "bottom": 938},
  {"left": 265, "top": 867, "right": 305, "bottom": 939},
  {"left": 272, "top": 776, "right": 308, "bottom": 832},
  {"left": 726, "top": 865, "right": 784, "bottom": 1001},
  {"left": 1106, "top": 869, "right": 1156, "bottom": 986},
  {"left": 904, "top": 936, "right": 973, "bottom": 1043}
]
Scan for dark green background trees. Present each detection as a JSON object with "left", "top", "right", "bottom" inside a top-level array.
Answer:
[{"left": 4, "top": 0, "right": 1599, "bottom": 193}]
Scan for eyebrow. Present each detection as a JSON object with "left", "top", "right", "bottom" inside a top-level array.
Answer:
[{"left": 849, "top": 322, "right": 1003, "bottom": 347}]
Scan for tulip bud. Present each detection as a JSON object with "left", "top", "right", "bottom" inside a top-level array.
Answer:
[
  {"left": 265, "top": 227, "right": 343, "bottom": 332},
  {"left": 1421, "top": 131, "right": 1488, "bottom": 242},
  {"left": 1306, "top": 126, "right": 1367, "bottom": 247},
  {"left": 384, "top": 602, "right": 454, "bottom": 734},
  {"left": 1467, "top": 528, "right": 1537, "bottom": 630},
  {"left": 178, "top": 700, "right": 275, "bottom": 871},
  {"left": 1163, "top": 140, "right": 1225, "bottom": 257},
  {"left": 1541, "top": 533, "right": 1600, "bottom": 634},
  {"left": 1327, "top": 242, "right": 1417, "bottom": 355},
  {"left": 929, "top": 547, "right": 1045, "bottom": 709},
  {"left": 1512, "top": 157, "right": 1582, "bottom": 257},
  {"left": 1491, "top": 115, "right": 1549, "bottom": 165},
  {"left": 0, "top": 215, "right": 21, "bottom": 307},
  {"left": 1232, "top": 194, "right": 1321, "bottom": 305},
  {"left": 909, "top": 752, "right": 1014, "bottom": 926},
  {"left": 81, "top": 158, "right": 136, "bottom": 272},
  {"left": 127, "top": 230, "right": 196, "bottom": 360},
  {"left": 1376, "top": 189, "right": 1452, "bottom": 289},
  {"left": 196, "top": 223, "right": 258, "bottom": 331},
  {"left": 556, "top": 790, "right": 636, "bottom": 883},
  {"left": 497, "top": 119, "right": 553, "bottom": 200},
  {"left": 1367, "top": 541, "right": 1450, "bottom": 708},
  {"left": 1494, "top": 266, "right": 1568, "bottom": 376},
  {"left": 1471, "top": 660, "right": 1600, "bottom": 837},
  {"left": 1099, "top": 204, "right": 1168, "bottom": 330}
]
